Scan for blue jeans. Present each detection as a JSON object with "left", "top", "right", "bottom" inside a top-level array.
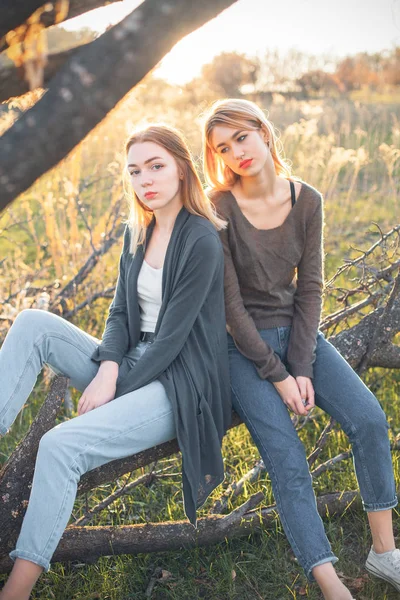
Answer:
[
  {"left": 228, "top": 326, "right": 397, "bottom": 580},
  {"left": 0, "top": 309, "right": 176, "bottom": 572}
]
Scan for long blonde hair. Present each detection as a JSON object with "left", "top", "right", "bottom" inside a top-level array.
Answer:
[
  {"left": 201, "top": 98, "right": 292, "bottom": 191},
  {"left": 124, "top": 124, "right": 226, "bottom": 252}
]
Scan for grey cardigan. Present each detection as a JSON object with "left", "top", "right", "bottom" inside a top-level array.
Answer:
[{"left": 91, "top": 207, "right": 231, "bottom": 525}]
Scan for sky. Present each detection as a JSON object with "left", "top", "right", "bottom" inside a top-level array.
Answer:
[{"left": 64, "top": 0, "right": 400, "bottom": 84}]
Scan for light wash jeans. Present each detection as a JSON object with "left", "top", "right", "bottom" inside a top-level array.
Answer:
[
  {"left": 0, "top": 309, "right": 176, "bottom": 572},
  {"left": 228, "top": 326, "right": 398, "bottom": 581}
]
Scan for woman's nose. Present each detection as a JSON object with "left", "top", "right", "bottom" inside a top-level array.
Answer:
[{"left": 233, "top": 145, "right": 244, "bottom": 159}]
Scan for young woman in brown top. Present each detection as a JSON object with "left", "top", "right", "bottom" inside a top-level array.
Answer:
[{"left": 201, "top": 98, "right": 399, "bottom": 599}]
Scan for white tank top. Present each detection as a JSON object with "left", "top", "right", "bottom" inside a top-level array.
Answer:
[{"left": 137, "top": 259, "right": 163, "bottom": 333}]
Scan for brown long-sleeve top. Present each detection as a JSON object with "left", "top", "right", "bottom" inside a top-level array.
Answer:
[{"left": 212, "top": 181, "right": 324, "bottom": 382}]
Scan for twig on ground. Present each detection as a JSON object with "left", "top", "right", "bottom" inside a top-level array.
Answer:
[
  {"left": 73, "top": 464, "right": 159, "bottom": 526},
  {"left": 211, "top": 460, "right": 266, "bottom": 515}
]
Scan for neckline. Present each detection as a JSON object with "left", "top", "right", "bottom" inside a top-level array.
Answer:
[
  {"left": 143, "top": 259, "right": 163, "bottom": 272},
  {"left": 229, "top": 180, "right": 305, "bottom": 233}
]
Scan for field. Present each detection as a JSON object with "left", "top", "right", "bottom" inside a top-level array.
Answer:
[{"left": 0, "top": 81, "right": 399, "bottom": 599}]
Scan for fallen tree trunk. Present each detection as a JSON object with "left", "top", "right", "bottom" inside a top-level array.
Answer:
[{"left": 0, "top": 489, "right": 362, "bottom": 574}]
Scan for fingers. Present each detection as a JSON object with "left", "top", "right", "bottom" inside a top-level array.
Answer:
[
  {"left": 274, "top": 376, "right": 309, "bottom": 416},
  {"left": 306, "top": 379, "right": 315, "bottom": 409},
  {"left": 77, "top": 394, "right": 85, "bottom": 416},
  {"left": 290, "top": 380, "right": 308, "bottom": 416},
  {"left": 77, "top": 394, "right": 91, "bottom": 416},
  {"left": 285, "top": 395, "right": 308, "bottom": 416},
  {"left": 295, "top": 377, "right": 315, "bottom": 412},
  {"left": 296, "top": 377, "right": 307, "bottom": 401},
  {"left": 292, "top": 398, "right": 308, "bottom": 416}
]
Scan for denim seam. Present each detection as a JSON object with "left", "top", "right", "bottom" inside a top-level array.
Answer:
[
  {"left": 315, "top": 389, "right": 377, "bottom": 504},
  {"left": 40, "top": 408, "right": 174, "bottom": 560},
  {"left": 230, "top": 384, "right": 304, "bottom": 563},
  {"left": 0, "top": 332, "right": 98, "bottom": 425}
]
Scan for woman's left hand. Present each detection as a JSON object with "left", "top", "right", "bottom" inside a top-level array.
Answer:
[
  {"left": 77, "top": 366, "right": 118, "bottom": 416},
  {"left": 295, "top": 376, "right": 315, "bottom": 411}
]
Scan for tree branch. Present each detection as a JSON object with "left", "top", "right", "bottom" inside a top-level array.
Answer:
[
  {"left": 0, "top": 0, "right": 239, "bottom": 212},
  {"left": 0, "top": 44, "right": 90, "bottom": 103},
  {"left": 0, "top": 1, "right": 124, "bottom": 43}
]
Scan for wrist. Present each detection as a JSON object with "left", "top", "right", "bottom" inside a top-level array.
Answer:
[
  {"left": 273, "top": 374, "right": 292, "bottom": 388},
  {"left": 98, "top": 360, "right": 119, "bottom": 379}
]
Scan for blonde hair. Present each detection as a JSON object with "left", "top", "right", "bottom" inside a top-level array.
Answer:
[
  {"left": 124, "top": 123, "right": 226, "bottom": 252},
  {"left": 201, "top": 98, "right": 292, "bottom": 191}
]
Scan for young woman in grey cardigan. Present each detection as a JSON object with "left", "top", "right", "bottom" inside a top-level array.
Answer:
[
  {"left": 0, "top": 124, "right": 231, "bottom": 600},
  {"left": 202, "top": 99, "right": 399, "bottom": 600}
]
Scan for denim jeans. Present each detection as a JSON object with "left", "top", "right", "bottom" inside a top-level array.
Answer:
[
  {"left": 0, "top": 309, "right": 176, "bottom": 572},
  {"left": 228, "top": 326, "right": 397, "bottom": 580}
]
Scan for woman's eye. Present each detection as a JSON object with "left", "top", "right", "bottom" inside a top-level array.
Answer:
[
  {"left": 238, "top": 134, "right": 247, "bottom": 142},
  {"left": 220, "top": 147, "right": 229, "bottom": 154},
  {"left": 129, "top": 170, "right": 139, "bottom": 176},
  {"left": 151, "top": 164, "right": 163, "bottom": 171}
]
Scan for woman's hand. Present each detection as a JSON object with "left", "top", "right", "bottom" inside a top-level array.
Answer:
[
  {"left": 295, "top": 376, "right": 315, "bottom": 411},
  {"left": 273, "top": 375, "right": 311, "bottom": 416},
  {"left": 77, "top": 361, "right": 119, "bottom": 416}
]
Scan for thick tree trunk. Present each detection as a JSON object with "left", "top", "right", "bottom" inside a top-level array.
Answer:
[
  {"left": 0, "top": 0, "right": 239, "bottom": 212},
  {"left": 0, "top": 376, "right": 68, "bottom": 555}
]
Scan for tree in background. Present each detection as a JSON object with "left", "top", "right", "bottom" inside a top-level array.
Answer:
[
  {"left": 334, "top": 48, "right": 400, "bottom": 93},
  {"left": 296, "top": 69, "right": 339, "bottom": 97},
  {"left": 383, "top": 47, "right": 400, "bottom": 86},
  {"left": 200, "top": 51, "right": 260, "bottom": 96}
]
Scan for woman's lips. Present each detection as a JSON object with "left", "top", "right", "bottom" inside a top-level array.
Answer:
[
  {"left": 144, "top": 191, "right": 158, "bottom": 199},
  {"left": 239, "top": 159, "right": 253, "bottom": 169}
]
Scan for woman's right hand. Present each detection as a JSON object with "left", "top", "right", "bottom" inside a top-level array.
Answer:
[{"left": 273, "top": 375, "right": 310, "bottom": 416}]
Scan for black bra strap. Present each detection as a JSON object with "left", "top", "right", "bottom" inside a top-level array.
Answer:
[{"left": 289, "top": 180, "right": 296, "bottom": 207}]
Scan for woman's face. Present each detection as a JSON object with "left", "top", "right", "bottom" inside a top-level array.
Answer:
[
  {"left": 127, "top": 141, "right": 182, "bottom": 211},
  {"left": 210, "top": 124, "right": 270, "bottom": 177}
]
